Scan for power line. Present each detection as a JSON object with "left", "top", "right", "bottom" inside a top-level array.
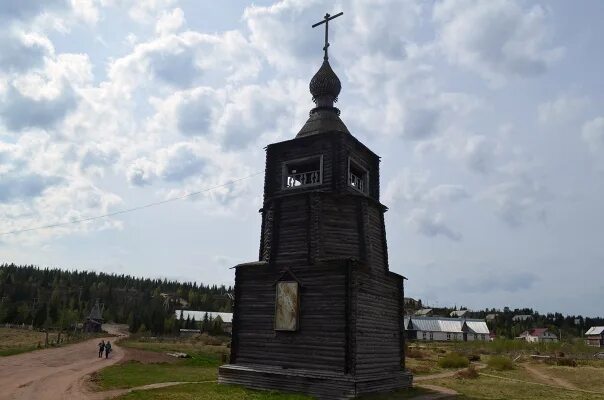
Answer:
[{"left": 0, "top": 171, "right": 263, "bottom": 236}]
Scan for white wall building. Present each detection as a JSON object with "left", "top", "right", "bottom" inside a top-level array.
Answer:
[
  {"left": 404, "top": 317, "right": 489, "bottom": 342},
  {"left": 175, "top": 310, "right": 233, "bottom": 334},
  {"left": 517, "top": 328, "right": 558, "bottom": 343}
]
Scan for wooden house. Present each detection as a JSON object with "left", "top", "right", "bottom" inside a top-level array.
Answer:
[
  {"left": 218, "top": 15, "right": 412, "bottom": 399},
  {"left": 83, "top": 300, "right": 103, "bottom": 333},
  {"left": 585, "top": 327, "right": 604, "bottom": 347}
]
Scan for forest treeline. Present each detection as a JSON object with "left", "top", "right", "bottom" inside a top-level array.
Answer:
[{"left": 0, "top": 264, "right": 232, "bottom": 334}]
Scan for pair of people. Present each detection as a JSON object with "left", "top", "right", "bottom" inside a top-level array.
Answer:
[{"left": 97, "top": 340, "right": 112, "bottom": 358}]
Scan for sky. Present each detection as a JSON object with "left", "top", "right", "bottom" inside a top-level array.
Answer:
[{"left": 0, "top": 0, "right": 603, "bottom": 317}]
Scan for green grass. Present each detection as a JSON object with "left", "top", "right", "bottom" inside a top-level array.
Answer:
[
  {"left": 437, "top": 352, "right": 470, "bottom": 368},
  {"left": 487, "top": 355, "right": 514, "bottom": 370},
  {"left": 101, "top": 337, "right": 604, "bottom": 400},
  {"left": 94, "top": 360, "right": 218, "bottom": 390},
  {"left": 96, "top": 337, "right": 226, "bottom": 390},
  {"left": 118, "top": 337, "right": 228, "bottom": 360},
  {"left": 117, "top": 382, "right": 312, "bottom": 400},
  {"left": 116, "top": 382, "right": 432, "bottom": 400}
]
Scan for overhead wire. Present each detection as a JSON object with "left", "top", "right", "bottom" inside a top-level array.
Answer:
[{"left": 0, "top": 171, "right": 263, "bottom": 236}]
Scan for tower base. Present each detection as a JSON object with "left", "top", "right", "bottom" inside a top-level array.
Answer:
[{"left": 218, "top": 364, "right": 413, "bottom": 400}]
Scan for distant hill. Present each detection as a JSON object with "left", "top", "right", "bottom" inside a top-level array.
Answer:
[{"left": 0, "top": 263, "right": 232, "bottom": 334}]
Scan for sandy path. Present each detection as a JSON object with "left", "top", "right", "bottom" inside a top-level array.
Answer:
[
  {"left": 414, "top": 363, "right": 486, "bottom": 382},
  {"left": 0, "top": 326, "right": 127, "bottom": 400},
  {"left": 522, "top": 363, "right": 577, "bottom": 390}
]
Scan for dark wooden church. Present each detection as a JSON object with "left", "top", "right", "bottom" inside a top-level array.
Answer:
[{"left": 218, "top": 13, "right": 413, "bottom": 399}]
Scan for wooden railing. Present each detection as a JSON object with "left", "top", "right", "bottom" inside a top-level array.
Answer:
[
  {"left": 286, "top": 170, "right": 320, "bottom": 188},
  {"left": 350, "top": 172, "right": 364, "bottom": 192}
]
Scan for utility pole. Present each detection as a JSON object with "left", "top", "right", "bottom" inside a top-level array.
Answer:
[{"left": 30, "top": 298, "right": 39, "bottom": 329}]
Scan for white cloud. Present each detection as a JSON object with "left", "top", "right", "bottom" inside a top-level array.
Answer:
[
  {"left": 0, "top": 134, "right": 122, "bottom": 242},
  {"left": 407, "top": 208, "right": 462, "bottom": 241},
  {"left": 433, "top": 0, "right": 563, "bottom": 84},
  {"left": 538, "top": 95, "right": 588, "bottom": 125},
  {"left": 481, "top": 179, "right": 549, "bottom": 228},
  {"left": 0, "top": 30, "right": 54, "bottom": 72},
  {"left": 460, "top": 135, "right": 497, "bottom": 174},
  {"left": 424, "top": 185, "right": 469, "bottom": 203},
  {"left": 108, "top": 30, "right": 261, "bottom": 91},
  {"left": 582, "top": 116, "right": 604, "bottom": 154},
  {"left": 384, "top": 170, "right": 468, "bottom": 205},
  {"left": 155, "top": 7, "right": 185, "bottom": 36}
]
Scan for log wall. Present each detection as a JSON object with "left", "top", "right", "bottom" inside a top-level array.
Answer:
[{"left": 232, "top": 263, "right": 349, "bottom": 372}]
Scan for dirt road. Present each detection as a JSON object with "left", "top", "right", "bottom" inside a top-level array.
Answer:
[{"left": 0, "top": 326, "right": 127, "bottom": 400}]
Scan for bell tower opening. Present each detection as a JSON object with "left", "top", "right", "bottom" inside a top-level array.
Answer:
[
  {"left": 282, "top": 155, "right": 323, "bottom": 189},
  {"left": 348, "top": 157, "right": 368, "bottom": 194}
]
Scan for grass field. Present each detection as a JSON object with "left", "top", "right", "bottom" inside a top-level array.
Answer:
[
  {"left": 95, "top": 336, "right": 604, "bottom": 399},
  {"left": 431, "top": 368, "right": 604, "bottom": 400},
  {"left": 0, "top": 327, "right": 106, "bottom": 356},
  {"left": 0, "top": 327, "right": 59, "bottom": 356}
]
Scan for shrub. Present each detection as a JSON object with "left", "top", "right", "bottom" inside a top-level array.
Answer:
[
  {"left": 467, "top": 353, "right": 481, "bottom": 362},
  {"left": 456, "top": 365, "right": 479, "bottom": 379},
  {"left": 556, "top": 358, "right": 577, "bottom": 367},
  {"left": 406, "top": 348, "right": 427, "bottom": 359},
  {"left": 409, "top": 365, "right": 431, "bottom": 375},
  {"left": 438, "top": 353, "right": 470, "bottom": 369},
  {"left": 488, "top": 356, "right": 514, "bottom": 371}
]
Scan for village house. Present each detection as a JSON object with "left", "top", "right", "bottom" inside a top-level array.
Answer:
[
  {"left": 517, "top": 328, "right": 558, "bottom": 343},
  {"left": 585, "top": 326, "right": 604, "bottom": 347},
  {"left": 485, "top": 313, "right": 498, "bottom": 321},
  {"left": 512, "top": 314, "right": 533, "bottom": 322},
  {"left": 415, "top": 308, "right": 433, "bottom": 317},
  {"left": 404, "top": 317, "right": 490, "bottom": 342},
  {"left": 450, "top": 310, "right": 468, "bottom": 318}
]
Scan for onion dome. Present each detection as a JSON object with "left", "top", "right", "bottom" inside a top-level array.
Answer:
[
  {"left": 309, "top": 60, "right": 341, "bottom": 108},
  {"left": 297, "top": 60, "right": 349, "bottom": 138}
]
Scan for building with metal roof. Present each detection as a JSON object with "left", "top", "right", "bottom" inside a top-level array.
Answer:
[
  {"left": 517, "top": 328, "right": 558, "bottom": 343},
  {"left": 404, "top": 316, "right": 489, "bottom": 342},
  {"left": 175, "top": 310, "right": 233, "bottom": 323},
  {"left": 450, "top": 310, "right": 468, "bottom": 318},
  {"left": 586, "top": 326, "right": 604, "bottom": 347}
]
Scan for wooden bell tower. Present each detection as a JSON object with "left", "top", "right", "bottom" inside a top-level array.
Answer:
[{"left": 218, "top": 12, "right": 412, "bottom": 399}]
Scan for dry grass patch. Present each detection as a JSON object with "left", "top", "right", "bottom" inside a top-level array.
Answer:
[
  {"left": 431, "top": 369, "right": 604, "bottom": 400},
  {"left": 0, "top": 328, "right": 59, "bottom": 356}
]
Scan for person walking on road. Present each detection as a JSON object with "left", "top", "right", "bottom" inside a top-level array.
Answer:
[
  {"left": 98, "top": 340, "right": 105, "bottom": 358},
  {"left": 104, "top": 341, "right": 112, "bottom": 359}
]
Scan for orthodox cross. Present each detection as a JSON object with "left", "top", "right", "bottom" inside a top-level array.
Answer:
[{"left": 312, "top": 12, "right": 343, "bottom": 61}]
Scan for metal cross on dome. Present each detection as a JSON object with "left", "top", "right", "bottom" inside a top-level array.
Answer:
[{"left": 312, "top": 12, "right": 343, "bottom": 61}]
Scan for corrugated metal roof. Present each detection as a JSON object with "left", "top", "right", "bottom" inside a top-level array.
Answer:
[
  {"left": 406, "top": 317, "right": 489, "bottom": 334},
  {"left": 440, "top": 319, "right": 464, "bottom": 333},
  {"left": 175, "top": 310, "right": 233, "bottom": 323},
  {"left": 411, "top": 317, "right": 443, "bottom": 332},
  {"left": 586, "top": 326, "right": 604, "bottom": 335},
  {"left": 466, "top": 321, "right": 490, "bottom": 334}
]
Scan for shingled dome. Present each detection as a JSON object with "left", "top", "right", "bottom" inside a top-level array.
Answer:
[
  {"left": 297, "top": 60, "right": 349, "bottom": 138},
  {"left": 309, "top": 60, "right": 341, "bottom": 106}
]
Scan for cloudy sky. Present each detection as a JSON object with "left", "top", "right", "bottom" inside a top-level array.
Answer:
[{"left": 0, "top": 0, "right": 602, "bottom": 317}]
